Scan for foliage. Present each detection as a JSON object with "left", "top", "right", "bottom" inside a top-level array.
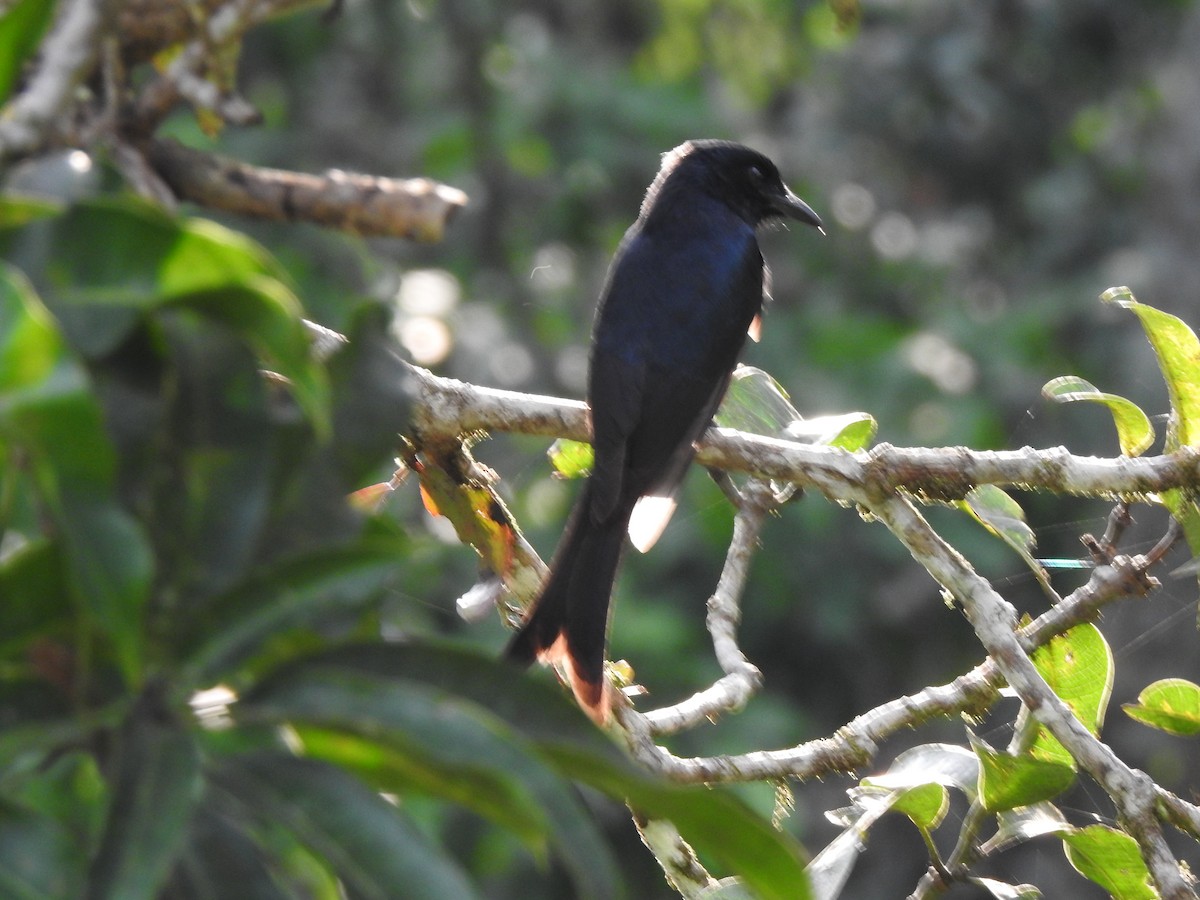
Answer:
[
  {"left": 0, "top": 197, "right": 807, "bottom": 899},
  {"left": 7, "top": 0, "right": 1200, "bottom": 897}
]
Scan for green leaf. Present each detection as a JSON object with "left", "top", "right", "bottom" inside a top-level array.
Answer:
[
  {"left": 548, "top": 437, "right": 594, "bottom": 479},
  {"left": 0, "top": 0, "right": 57, "bottom": 103},
  {"left": 715, "top": 366, "right": 802, "bottom": 438},
  {"left": 248, "top": 641, "right": 810, "bottom": 900},
  {"left": 1041, "top": 375, "right": 1155, "bottom": 457},
  {"left": 1103, "top": 287, "right": 1200, "bottom": 568},
  {"left": 237, "top": 665, "right": 620, "bottom": 900},
  {"left": 970, "top": 733, "right": 1075, "bottom": 813},
  {"left": 86, "top": 711, "right": 202, "bottom": 900},
  {"left": 0, "top": 264, "right": 154, "bottom": 682},
  {"left": 981, "top": 803, "right": 1072, "bottom": 856},
  {"left": 788, "top": 411, "right": 878, "bottom": 451},
  {"left": 1061, "top": 824, "right": 1158, "bottom": 900},
  {"left": 0, "top": 801, "right": 86, "bottom": 900},
  {"left": 180, "top": 539, "right": 405, "bottom": 684},
  {"left": 806, "top": 748, "right": 974, "bottom": 900},
  {"left": 212, "top": 752, "right": 481, "bottom": 900},
  {"left": 0, "top": 539, "right": 71, "bottom": 659},
  {"left": 1029, "top": 624, "right": 1113, "bottom": 766},
  {"left": 163, "top": 806, "right": 292, "bottom": 900},
  {"left": 1122, "top": 678, "right": 1200, "bottom": 736},
  {"left": 18, "top": 197, "right": 329, "bottom": 431},
  {"left": 856, "top": 744, "right": 981, "bottom": 831},
  {"left": 1103, "top": 287, "right": 1200, "bottom": 449},
  {"left": 811, "top": 744, "right": 978, "bottom": 898},
  {"left": 961, "top": 485, "right": 1052, "bottom": 596},
  {"left": 715, "top": 366, "right": 876, "bottom": 450},
  {"left": 888, "top": 783, "right": 948, "bottom": 831},
  {"left": 0, "top": 195, "right": 62, "bottom": 230}
]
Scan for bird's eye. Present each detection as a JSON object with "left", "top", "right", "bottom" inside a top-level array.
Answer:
[{"left": 747, "top": 165, "right": 764, "bottom": 182}]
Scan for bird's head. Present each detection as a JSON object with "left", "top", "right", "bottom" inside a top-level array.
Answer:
[{"left": 647, "top": 140, "right": 824, "bottom": 232}]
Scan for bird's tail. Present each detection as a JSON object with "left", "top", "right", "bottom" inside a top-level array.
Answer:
[{"left": 506, "top": 483, "right": 628, "bottom": 723}]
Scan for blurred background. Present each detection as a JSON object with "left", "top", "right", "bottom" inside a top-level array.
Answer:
[{"left": 142, "top": 0, "right": 1200, "bottom": 894}]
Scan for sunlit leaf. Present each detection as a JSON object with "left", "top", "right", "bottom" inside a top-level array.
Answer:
[
  {"left": 716, "top": 366, "right": 802, "bottom": 438},
  {"left": 862, "top": 743, "right": 980, "bottom": 799},
  {"left": 981, "top": 803, "right": 1072, "bottom": 856},
  {"left": 1062, "top": 824, "right": 1158, "bottom": 900},
  {"left": 815, "top": 744, "right": 977, "bottom": 896},
  {"left": 786, "top": 411, "right": 877, "bottom": 451},
  {"left": 548, "top": 437, "right": 594, "bottom": 479},
  {"left": 1042, "top": 375, "right": 1155, "bottom": 457},
  {"left": 970, "top": 733, "right": 1075, "bottom": 813},
  {"left": 970, "top": 877, "right": 1042, "bottom": 899},
  {"left": 888, "top": 783, "right": 947, "bottom": 831},
  {"left": 1122, "top": 678, "right": 1200, "bottom": 736},
  {"left": 806, "top": 822, "right": 868, "bottom": 900},
  {"left": 962, "top": 484, "right": 1060, "bottom": 602},
  {"left": 1029, "top": 624, "right": 1113, "bottom": 766},
  {"left": 1103, "top": 287, "right": 1200, "bottom": 573}
]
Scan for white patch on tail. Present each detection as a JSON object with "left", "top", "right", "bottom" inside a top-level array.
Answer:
[
  {"left": 747, "top": 313, "right": 762, "bottom": 343},
  {"left": 628, "top": 495, "right": 677, "bottom": 553}
]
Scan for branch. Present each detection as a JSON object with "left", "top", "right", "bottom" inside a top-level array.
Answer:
[
  {"left": 409, "top": 366, "right": 1200, "bottom": 501},
  {"left": 870, "top": 493, "right": 1193, "bottom": 899},
  {"left": 0, "top": 0, "right": 122, "bottom": 164},
  {"left": 145, "top": 138, "right": 468, "bottom": 241},
  {"left": 641, "top": 480, "right": 774, "bottom": 736},
  {"left": 117, "top": 0, "right": 229, "bottom": 65},
  {"left": 615, "top": 547, "right": 1154, "bottom": 784},
  {"left": 130, "top": 0, "right": 321, "bottom": 127}
]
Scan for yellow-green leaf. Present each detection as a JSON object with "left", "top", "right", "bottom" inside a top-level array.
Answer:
[
  {"left": 1122, "top": 678, "right": 1200, "bottom": 736},
  {"left": 1041, "top": 375, "right": 1155, "bottom": 457}
]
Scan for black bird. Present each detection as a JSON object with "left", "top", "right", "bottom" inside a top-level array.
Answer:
[{"left": 507, "top": 140, "right": 822, "bottom": 722}]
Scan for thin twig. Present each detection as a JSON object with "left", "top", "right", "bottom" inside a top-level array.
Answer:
[{"left": 642, "top": 481, "right": 775, "bottom": 736}]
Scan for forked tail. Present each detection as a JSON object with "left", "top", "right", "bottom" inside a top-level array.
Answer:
[{"left": 506, "top": 484, "right": 629, "bottom": 722}]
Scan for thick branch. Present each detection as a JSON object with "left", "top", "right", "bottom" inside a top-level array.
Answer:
[
  {"left": 409, "top": 367, "right": 1200, "bottom": 500},
  {"left": 146, "top": 138, "right": 468, "bottom": 241}
]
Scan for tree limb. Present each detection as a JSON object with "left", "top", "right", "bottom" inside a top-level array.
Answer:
[
  {"left": 408, "top": 366, "right": 1200, "bottom": 501},
  {"left": 145, "top": 138, "right": 468, "bottom": 240}
]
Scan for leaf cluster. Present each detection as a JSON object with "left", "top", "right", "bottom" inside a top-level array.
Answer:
[{"left": 0, "top": 196, "right": 807, "bottom": 899}]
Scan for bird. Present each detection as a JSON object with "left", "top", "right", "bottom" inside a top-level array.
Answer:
[{"left": 506, "top": 139, "right": 823, "bottom": 723}]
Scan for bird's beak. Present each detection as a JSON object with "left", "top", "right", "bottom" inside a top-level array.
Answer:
[{"left": 771, "top": 188, "right": 825, "bottom": 234}]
